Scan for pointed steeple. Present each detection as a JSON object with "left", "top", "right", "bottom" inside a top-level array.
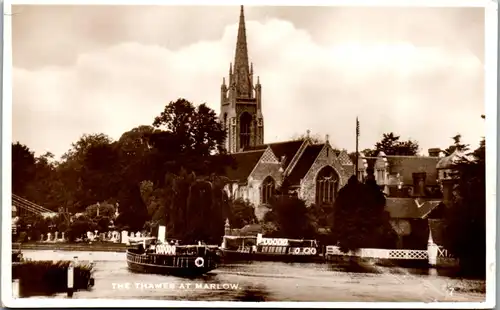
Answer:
[{"left": 233, "top": 5, "right": 252, "bottom": 98}]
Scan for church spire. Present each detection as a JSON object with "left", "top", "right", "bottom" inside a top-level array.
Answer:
[{"left": 233, "top": 5, "right": 252, "bottom": 98}]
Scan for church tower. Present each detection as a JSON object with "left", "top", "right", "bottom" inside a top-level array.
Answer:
[{"left": 220, "top": 5, "right": 264, "bottom": 153}]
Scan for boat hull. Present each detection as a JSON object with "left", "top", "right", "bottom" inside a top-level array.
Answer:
[{"left": 126, "top": 250, "right": 218, "bottom": 277}]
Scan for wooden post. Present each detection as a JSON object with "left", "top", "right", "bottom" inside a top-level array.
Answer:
[
  {"left": 12, "top": 279, "right": 20, "bottom": 298},
  {"left": 67, "top": 262, "right": 74, "bottom": 298},
  {"left": 355, "top": 117, "right": 359, "bottom": 177}
]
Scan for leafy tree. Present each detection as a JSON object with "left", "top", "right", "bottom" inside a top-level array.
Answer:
[
  {"left": 158, "top": 172, "right": 230, "bottom": 244},
  {"left": 361, "top": 148, "right": 378, "bottom": 157},
  {"left": 16, "top": 213, "right": 52, "bottom": 241},
  {"left": 228, "top": 198, "right": 257, "bottom": 228},
  {"left": 290, "top": 132, "right": 323, "bottom": 144},
  {"left": 361, "top": 133, "right": 420, "bottom": 157},
  {"left": 84, "top": 202, "right": 116, "bottom": 219},
  {"left": 308, "top": 203, "right": 334, "bottom": 232},
  {"left": 12, "top": 142, "right": 37, "bottom": 196},
  {"left": 263, "top": 195, "right": 316, "bottom": 239},
  {"left": 150, "top": 98, "right": 228, "bottom": 177},
  {"left": 51, "top": 133, "right": 116, "bottom": 212},
  {"left": 371, "top": 132, "right": 419, "bottom": 156},
  {"left": 66, "top": 215, "right": 96, "bottom": 242},
  {"left": 443, "top": 134, "right": 470, "bottom": 155},
  {"left": 333, "top": 176, "right": 396, "bottom": 252},
  {"left": 114, "top": 184, "right": 149, "bottom": 232},
  {"left": 442, "top": 138, "right": 485, "bottom": 277}
]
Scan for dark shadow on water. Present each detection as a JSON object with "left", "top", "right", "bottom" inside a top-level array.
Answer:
[{"left": 234, "top": 284, "right": 270, "bottom": 302}]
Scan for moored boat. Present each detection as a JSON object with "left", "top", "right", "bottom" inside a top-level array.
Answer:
[
  {"left": 220, "top": 233, "right": 321, "bottom": 263},
  {"left": 126, "top": 237, "right": 219, "bottom": 277}
]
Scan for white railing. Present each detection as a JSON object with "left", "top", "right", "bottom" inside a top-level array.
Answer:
[{"left": 325, "top": 246, "right": 429, "bottom": 260}]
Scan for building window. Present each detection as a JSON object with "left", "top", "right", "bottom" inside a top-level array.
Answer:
[
  {"left": 261, "top": 176, "right": 276, "bottom": 204},
  {"left": 239, "top": 112, "right": 252, "bottom": 149},
  {"left": 315, "top": 166, "right": 339, "bottom": 205}
]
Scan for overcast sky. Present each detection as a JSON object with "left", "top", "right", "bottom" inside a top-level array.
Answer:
[{"left": 12, "top": 5, "right": 486, "bottom": 158}]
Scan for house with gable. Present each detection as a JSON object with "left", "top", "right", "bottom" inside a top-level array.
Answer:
[{"left": 223, "top": 137, "right": 354, "bottom": 220}]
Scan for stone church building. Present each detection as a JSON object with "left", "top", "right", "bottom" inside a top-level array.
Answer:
[
  {"left": 219, "top": 6, "right": 355, "bottom": 219},
  {"left": 218, "top": 6, "right": 453, "bottom": 236}
]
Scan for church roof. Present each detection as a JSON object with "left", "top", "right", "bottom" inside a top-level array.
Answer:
[
  {"left": 244, "top": 140, "right": 304, "bottom": 170},
  {"left": 287, "top": 144, "right": 323, "bottom": 185},
  {"left": 385, "top": 156, "right": 440, "bottom": 186},
  {"left": 385, "top": 198, "right": 442, "bottom": 219},
  {"left": 224, "top": 149, "right": 265, "bottom": 182}
]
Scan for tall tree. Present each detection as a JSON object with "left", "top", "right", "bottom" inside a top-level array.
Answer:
[
  {"left": 442, "top": 138, "right": 485, "bottom": 277},
  {"left": 12, "top": 142, "right": 37, "bottom": 196},
  {"left": 443, "top": 134, "right": 470, "bottom": 155},
  {"left": 333, "top": 176, "right": 396, "bottom": 252},
  {"left": 368, "top": 132, "right": 420, "bottom": 156},
  {"left": 149, "top": 98, "right": 229, "bottom": 179},
  {"left": 263, "top": 195, "right": 316, "bottom": 239}
]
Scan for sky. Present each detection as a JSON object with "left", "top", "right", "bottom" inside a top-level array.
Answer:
[{"left": 11, "top": 5, "right": 486, "bottom": 159}]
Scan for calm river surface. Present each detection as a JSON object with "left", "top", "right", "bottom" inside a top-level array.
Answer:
[{"left": 21, "top": 250, "right": 485, "bottom": 302}]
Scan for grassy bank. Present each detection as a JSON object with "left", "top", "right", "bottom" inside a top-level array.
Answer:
[
  {"left": 14, "top": 242, "right": 128, "bottom": 253},
  {"left": 13, "top": 260, "right": 94, "bottom": 297}
]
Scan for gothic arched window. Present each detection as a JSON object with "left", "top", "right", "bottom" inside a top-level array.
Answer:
[
  {"left": 315, "top": 166, "right": 339, "bottom": 205},
  {"left": 261, "top": 176, "right": 276, "bottom": 205},
  {"left": 223, "top": 113, "right": 228, "bottom": 129},
  {"left": 239, "top": 112, "right": 252, "bottom": 149}
]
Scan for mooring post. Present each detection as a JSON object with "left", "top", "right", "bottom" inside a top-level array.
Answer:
[
  {"left": 12, "top": 279, "right": 20, "bottom": 298},
  {"left": 67, "top": 261, "right": 74, "bottom": 298},
  {"left": 427, "top": 229, "right": 438, "bottom": 267},
  {"left": 89, "top": 253, "right": 95, "bottom": 288}
]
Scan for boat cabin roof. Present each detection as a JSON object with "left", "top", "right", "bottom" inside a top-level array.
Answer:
[{"left": 224, "top": 235, "right": 317, "bottom": 243}]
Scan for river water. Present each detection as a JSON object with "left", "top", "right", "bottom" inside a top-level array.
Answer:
[{"left": 19, "top": 250, "right": 485, "bottom": 302}]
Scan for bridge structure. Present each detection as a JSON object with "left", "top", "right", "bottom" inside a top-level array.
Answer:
[{"left": 12, "top": 194, "right": 57, "bottom": 218}]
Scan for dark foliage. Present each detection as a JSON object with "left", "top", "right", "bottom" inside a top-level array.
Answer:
[
  {"left": 363, "top": 132, "right": 419, "bottom": 156},
  {"left": 442, "top": 138, "right": 485, "bottom": 278},
  {"left": 333, "top": 176, "right": 396, "bottom": 252}
]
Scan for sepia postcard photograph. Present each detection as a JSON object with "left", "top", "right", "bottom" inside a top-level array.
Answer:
[{"left": 2, "top": 0, "right": 497, "bottom": 308}]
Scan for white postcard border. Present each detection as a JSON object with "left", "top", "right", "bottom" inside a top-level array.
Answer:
[{"left": 2, "top": 0, "right": 497, "bottom": 308}]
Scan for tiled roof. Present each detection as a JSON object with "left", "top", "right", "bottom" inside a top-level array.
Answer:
[
  {"left": 238, "top": 223, "right": 263, "bottom": 236},
  {"left": 287, "top": 144, "right": 323, "bottom": 185},
  {"left": 436, "top": 149, "right": 475, "bottom": 169},
  {"left": 385, "top": 198, "right": 442, "bottom": 219},
  {"left": 244, "top": 140, "right": 305, "bottom": 170},
  {"left": 223, "top": 150, "right": 265, "bottom": 182},
  {"left": 386, "top": 156, "right": 439, "bottom": 186}
]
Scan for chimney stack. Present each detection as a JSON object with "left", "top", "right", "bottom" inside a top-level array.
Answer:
[{"left": 428, "top": 148, "right": 441, "bottom": 157}]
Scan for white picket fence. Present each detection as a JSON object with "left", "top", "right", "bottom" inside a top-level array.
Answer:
[{"left": 325, "top": 246, "right": 429, "bottom": 260}]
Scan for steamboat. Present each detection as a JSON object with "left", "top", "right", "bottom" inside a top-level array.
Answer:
[
  {"left": 220, "top": 233, "right": 321, "bottom": 263},
  {"left": 126, "top": 236, "right": 219, "bottom": 277}
]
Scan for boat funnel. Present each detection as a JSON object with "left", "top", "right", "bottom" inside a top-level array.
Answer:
[{"left": 158, "top": 225, "right": 166, "bottom": 244}]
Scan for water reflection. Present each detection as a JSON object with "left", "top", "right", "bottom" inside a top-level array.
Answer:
[{"left": 17, "top": 250, "right": 485, "bottom": 302}]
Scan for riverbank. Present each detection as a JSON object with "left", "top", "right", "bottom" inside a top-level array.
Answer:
[{"left": 14, "top": 242, "right": 127, "bottom": 253}]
